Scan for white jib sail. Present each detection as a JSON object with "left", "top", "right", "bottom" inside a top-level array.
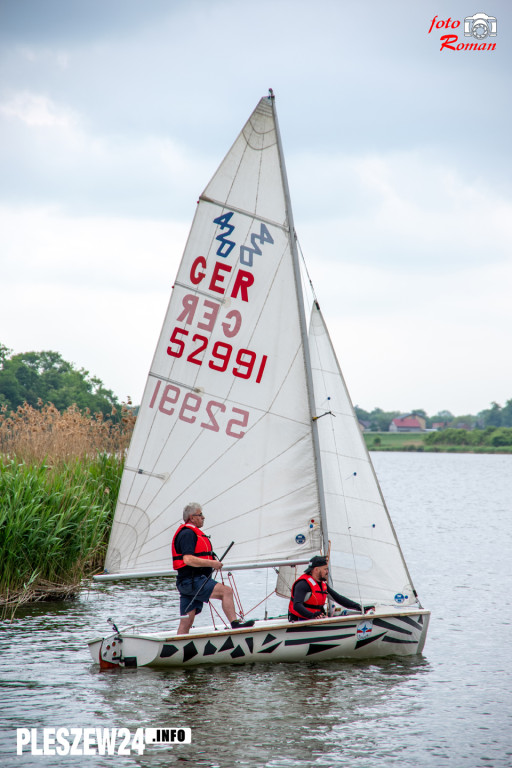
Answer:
[
  {"left": 104, "top": 96, "right": 322, "bottom": 576},
  {"left": 308, "top": 303, "right": 417, "bottom": 608}
]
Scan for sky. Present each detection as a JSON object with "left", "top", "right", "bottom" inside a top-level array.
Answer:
[{"left": 1, "top": 0, "right": 511, "bottom": 417}]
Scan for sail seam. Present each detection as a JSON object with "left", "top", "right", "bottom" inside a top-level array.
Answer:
[
  {"left": 147, "top": 372, "right": 201, "bottom": 392},
  {"left": 138, "top": 433, "right": 315, "bottom": 549},
  {"left": 172, "top": 280, "right": 231, "bottom": 302},
  {"left": 132, "top": 236, "right": 309, "bottom": 525},
  {"left": 200, "top": 196, "right": 287, "bottom": 230},
  {"left": 121, "top": 380, "right": 313, "bottom": 538}
]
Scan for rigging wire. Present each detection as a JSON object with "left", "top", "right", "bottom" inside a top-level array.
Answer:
[
  {"left": 228, "top": 572, "right": 245, "bottom": 618},
  {"left": 296, "top": 235, "right": 318, "bottom": 307}
]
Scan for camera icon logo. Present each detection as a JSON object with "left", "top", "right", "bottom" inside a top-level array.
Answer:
[{"left": 464, "top": 12, "right": 497, "bottom": 39}]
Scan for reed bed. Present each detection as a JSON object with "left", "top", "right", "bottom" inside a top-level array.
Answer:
[
  {"left": 0, "top": 402, "right": 135, "bottom": 610},
  {"left": 0, "top": 400, "right": 135, "bottom": 462}
]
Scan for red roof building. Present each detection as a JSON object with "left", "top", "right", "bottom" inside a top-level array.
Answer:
[{"left": 389, "top": 414, "right": 426, "bottom": 432}]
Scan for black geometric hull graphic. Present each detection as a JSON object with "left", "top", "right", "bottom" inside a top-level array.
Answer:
[
  {"left": 373, "top": 618, "right": 413, "bottom": 636},
  {"left": 306, "top": 643, "right": 342, "bottom": 656},
  {"left": 258, "top": 641, "right": 282, "bottom": 654},
  {"left": 355, "top": 632, "right": 386, "bottom": 650},
  {"left": 160, "top": 644, "right": 178, "bottom": 658},
  {"left": 394, "top": 614, "right": 423, "bottom": 631},
  {"left": 284, "top": 633, "right": 354, "bottom": 646},
  {"left": 203, "top": 641, "right": 217, "bottom": 656},
  {"left": 219, "top": 637, "right": 234, "bottom": 653},
  {"left": 183, "top": 642, "right": 198, "bottom": 662},
  {"left": 285, "top": 623, "right": 357, "bottom": 634},
  {"left": 88, "top": 610, "right": 430, "bottom": 668},
  {"left": 231, "top": 645, "right": 245, "bottom": 659}
]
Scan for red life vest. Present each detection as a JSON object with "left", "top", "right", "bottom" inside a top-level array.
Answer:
[
  {"left": 288, "top": 573, "right": 328, "bottom": 618},
  {"left": 171, "top": 523, "right": 215, "bottom": 570}
]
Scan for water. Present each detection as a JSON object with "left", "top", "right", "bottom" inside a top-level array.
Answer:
[{"left": 1, "top": 452, "right": 511, "bottom": 767}]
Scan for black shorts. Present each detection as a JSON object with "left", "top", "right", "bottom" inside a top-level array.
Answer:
[{"left": 177, "top": 575, "right": 216, "bottom": 615}]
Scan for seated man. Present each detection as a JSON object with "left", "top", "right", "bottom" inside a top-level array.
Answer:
[
  {"left": 172, "top": 502, "right": 254, "bottom": 634},
  {"left": 288, "top": 555, "right": 368, "bottom": 621}
]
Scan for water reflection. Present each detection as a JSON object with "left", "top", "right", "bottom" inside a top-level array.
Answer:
[{"left": 88, "top": 656, "right": 429, "bottom": 768}]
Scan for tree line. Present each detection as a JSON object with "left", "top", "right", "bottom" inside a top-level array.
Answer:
[
  {"left": 0, "top": 345, "right": 121, "bottom": 419},
  {"left": 2, "top": 344, "right": 511, "bottom": 434},
  {"left": 355, "top": 402, "right": 512, "bottom": 432}
]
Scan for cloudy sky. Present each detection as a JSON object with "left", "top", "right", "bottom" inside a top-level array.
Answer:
[{"left": 1, "top": 0, "right": 510, "bottom": 417}]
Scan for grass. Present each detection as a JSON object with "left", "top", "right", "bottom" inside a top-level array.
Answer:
[
  {"left": 0, "top": 401, "right": 135, "bottom": 610},
  {"left": 364, "top": 432, "right": 426, "bottom": 451},
  {"left": 364, "top": 431, "right": 512, "bottom": 453}
]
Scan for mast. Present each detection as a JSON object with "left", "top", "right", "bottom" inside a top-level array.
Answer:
[{"left": 271, "top": 92, "right": 330, "bottom": 563}]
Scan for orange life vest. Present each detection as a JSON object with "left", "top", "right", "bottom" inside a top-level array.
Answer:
[
  {"left": 288, "top": 573, "right": 328, "bottom": 618},
  {"left": 171, "top": 523, "right": 214, "bottom": 570}
]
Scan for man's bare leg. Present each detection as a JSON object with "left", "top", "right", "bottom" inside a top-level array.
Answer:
[
  {"left": 177, "top": 609, "right": 196, "bottom": 635},
  {"left": 210, "top": 582, "right": 236, "bottom": 623}
]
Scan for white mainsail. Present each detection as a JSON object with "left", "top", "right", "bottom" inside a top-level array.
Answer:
[
  {"left": 103, "top": 93, "right": 419, "bottom": 617},
  {"left": 104, "top": 96, "right": 322, "bottom": 576},
  {"left": 308, "top": 303, "right": 416, "bottom": 607}
]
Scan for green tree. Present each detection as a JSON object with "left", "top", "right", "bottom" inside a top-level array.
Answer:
[
  {"left": 354, "top": 405, "right": 371, "bottom": 423},
  {"left": 369, "top": 408, "right": 401, "bottom": 432},
  {"left": 478, "top": 402, "right": 502, "bottom": 428},
  {"left": 0, "top": 344, "right": 12, "bottom": 365},
  {"left": 490, "top": 428, "right": 512, "bottom": 447},
  {"left": 427, "top": 410, "right": 453, "bottom": 428},
  {"left": 0, "top": 348, "right": 120, "bottom": 417},
  {"left": 500, "top": 400, "right": 512, "bottom": 428}
]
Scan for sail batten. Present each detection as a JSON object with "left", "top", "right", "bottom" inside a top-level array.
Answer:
[{"left": 200, "top": 196, "right": 288, "bottom": 230}]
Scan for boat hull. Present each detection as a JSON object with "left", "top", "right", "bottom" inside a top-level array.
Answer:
[{"left": 88, "top": 609, "right": 430, "bottom": 669}]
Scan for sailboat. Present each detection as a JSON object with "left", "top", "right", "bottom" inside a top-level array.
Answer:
[{"left": 88, "top": 92, "right": 429, "bottom": 668}]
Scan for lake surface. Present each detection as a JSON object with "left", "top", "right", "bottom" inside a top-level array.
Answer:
[{"left": 1, "top": 452, "right": 511, "bottom": 767}]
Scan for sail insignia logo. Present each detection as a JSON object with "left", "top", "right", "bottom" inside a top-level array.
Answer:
[
  {"left": 357, "top": 620, "right": 373, "bottom": 639},
  {"left": 428, "top": 11, "right": 497, "bottom": 51}
]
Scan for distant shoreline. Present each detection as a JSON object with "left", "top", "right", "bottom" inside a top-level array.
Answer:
[{"left": 364, "top": 432, "right": 512, "bottom": 454}]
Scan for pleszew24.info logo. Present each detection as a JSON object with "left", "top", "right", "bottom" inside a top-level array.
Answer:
[
  {"left": 16, "top": 728, "right": 192, "bottom": 757},
  {"left": 429, "top": 11, "right": 497, "bottom": 51}
]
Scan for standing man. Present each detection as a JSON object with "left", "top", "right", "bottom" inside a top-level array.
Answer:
[
  {"left": 288, "top": 555, "right": 368, "bottom": 621},
  {"left": 172, "top": 502, "right": 255, "bottom": 635}
]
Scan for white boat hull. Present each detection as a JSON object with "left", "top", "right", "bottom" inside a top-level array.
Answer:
[{"left": 88, "top": 609, "right": 430, "bottom": 669}]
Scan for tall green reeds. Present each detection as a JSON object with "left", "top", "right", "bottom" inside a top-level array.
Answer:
[
  {"left": 0, "top": 401, "right": 135, "bottom": 606},
  {"left": 0, "top": 455, "right": 120, "bottom": 602}
]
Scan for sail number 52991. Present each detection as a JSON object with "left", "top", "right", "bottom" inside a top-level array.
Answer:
[
  {"left": 149, "top": 380, "right": 248, "bottom": 439},
  {"left": 167, "top": 326, "right": 268, "bottom": 383}
]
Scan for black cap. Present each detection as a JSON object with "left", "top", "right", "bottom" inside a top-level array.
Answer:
[{"left": 304, "top": 555, "right": 328, "bottom": 574}]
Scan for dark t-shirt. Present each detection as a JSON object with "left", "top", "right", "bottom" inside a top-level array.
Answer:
[{"left": 174, "top": 528, "right": 213, "bottom": 581}]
